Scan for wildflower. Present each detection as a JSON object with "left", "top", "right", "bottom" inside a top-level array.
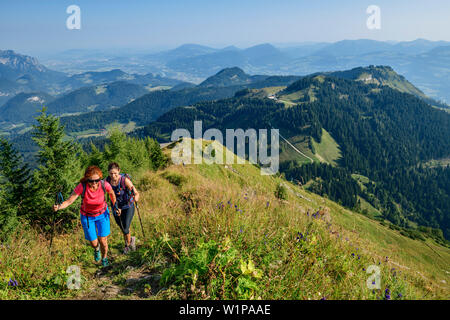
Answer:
[
  {"left": 357, "top": 256, "right": 360, "bottom": 260},
  {"left": 384, "top": 288, "right": 391, "bottom": 300},
  {"left": 398, "top": 293, "right": 403, "bottom": 298},
  {"left": 8, "top": 279, "right": 18, "bottom": 287},
  {"left": 363, "top": 268, "right": 365, "bottom": 271},
  {"left": 239, "top": 228, "right": 243, "bottom": 233},
  {"left": 351, "top": 253, "right": 355, "bottom": 257},
  {"left": 266, "top": 201, "right": 270, "bottom": 208}
]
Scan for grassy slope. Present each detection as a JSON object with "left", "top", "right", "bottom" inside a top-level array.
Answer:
[
  {"left": 1, "top": 139, "right": 449, "bottom": 300},
  {"left": 311, "top": 128, "right": 342, "bottom": 166}
]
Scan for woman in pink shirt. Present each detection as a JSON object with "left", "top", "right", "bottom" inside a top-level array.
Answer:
[{"left": 53, "top": 166, "right": 117, "bottom": 267}]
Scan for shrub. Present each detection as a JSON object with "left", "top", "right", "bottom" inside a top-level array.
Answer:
[
  {"left": 275, "top": 183, "right": 288, "bottom": 200},
  {"left": 162, "top": 172, "right": 186, "bottom": 187}
]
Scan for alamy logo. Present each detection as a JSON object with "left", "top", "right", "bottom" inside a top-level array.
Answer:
[
  {"left": 66, "top": 5, "right": 81, "bottom": 30},
  {"left": 366, "top": 5, "right": 381, "bottom": 30},
  {"left": 171, "top": 121, "right": 279, "bottom": 175}
]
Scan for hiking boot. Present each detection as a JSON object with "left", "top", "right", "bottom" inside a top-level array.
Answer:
[
  {"left": 94, "top": 247, "right": 101, "bottom": 262},
  {"left": 101, "top": 257, "right": 109, "bottom": 267},
  {"left": 130, "top": 236, "right": 136, "bottom": 251}
]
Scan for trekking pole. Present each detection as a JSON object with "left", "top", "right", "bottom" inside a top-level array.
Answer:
[
  {"left": 112, "top": 201, "right": 126, "bottom": 234},
  {"left": 49, "top": 191, "right": 64, "bottom": 254},
  {"left": 132, "top": 189, "right": 146, "bottom": 240}
]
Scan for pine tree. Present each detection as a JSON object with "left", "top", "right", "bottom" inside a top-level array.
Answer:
[
  {"left": 0, "top": 138, "right": 30, "bottom": 239},
  {"left": 0, "top": 137, "right": 31, "bottom": 210},
  {"left": 145, "top": 137, "right": 168, "bottom": 171},
  {"left": 30, "top": 108, "right": 82, "bottom": 232}
]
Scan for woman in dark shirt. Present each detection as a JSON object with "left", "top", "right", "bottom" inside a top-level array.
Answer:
[{"left": 106, "top": 162, "right": 140, "bottom": 254}]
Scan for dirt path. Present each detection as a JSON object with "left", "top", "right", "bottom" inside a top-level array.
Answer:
[{"left": 73, "top": 248, "right": 163, "bottom": 300}]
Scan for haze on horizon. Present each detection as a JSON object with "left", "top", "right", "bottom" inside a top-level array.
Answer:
[{"left": 1, "top": 0, "right": 450, "bottom": 55}]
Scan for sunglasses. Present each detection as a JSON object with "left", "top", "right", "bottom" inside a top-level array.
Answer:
[{"left": 87, "top": 178, "right": 101, "bottom": 183}]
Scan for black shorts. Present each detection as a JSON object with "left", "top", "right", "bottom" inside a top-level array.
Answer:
[{"left": 113, "top": 204, "right": 135, "bottom": 235}]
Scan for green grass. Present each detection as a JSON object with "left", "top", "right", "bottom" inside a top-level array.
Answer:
[
  {"left": 68, "top": 122, "right": 141, "bottom": 139},
  {"left": 357, "top": 196, "right": 382, "bottom": 218},
  {"left": 311, "top": 129, "right": 342, "bottom": 166},
  {"left": 1, "top": 138, "right": 448, "bottom": 300},
  {"left": 279, "top": 135, "right": 317, "bottom": 164}
]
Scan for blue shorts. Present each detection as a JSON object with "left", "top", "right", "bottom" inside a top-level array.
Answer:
[{"left": 80, "top": 208, "right": 111, "bottom": 241}]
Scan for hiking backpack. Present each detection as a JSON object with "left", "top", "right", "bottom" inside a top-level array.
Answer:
[{"left": 106, "top": 173, "right": 134, "bottom": 208}]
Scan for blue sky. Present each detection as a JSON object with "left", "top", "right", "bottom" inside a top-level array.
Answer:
[{"left": 1, "top": 0, "right": 450, "bottom": 53}]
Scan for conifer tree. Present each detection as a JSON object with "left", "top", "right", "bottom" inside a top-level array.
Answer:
[
  {"left": 30, "top": 108, "right": 82, "bottom": 232},
  {"left": 0, "top": 138, "right": 30, "bottom": 238},
  {"left": 145, "top": 137, "right": 168, "bottom": 171}
]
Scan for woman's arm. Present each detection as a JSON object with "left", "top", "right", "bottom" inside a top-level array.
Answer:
[
  {"left": 53, "top": 191, "right": 78, "bottom": 212},
  {"left": 108, "top": 189, "right": 117, "bottom": 206},
  {"left": 125, "top": 177, "right": 139, "bottom": 202}
]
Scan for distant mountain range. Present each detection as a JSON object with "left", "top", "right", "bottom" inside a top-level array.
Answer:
[
  {"left": 5, "top": 39, "right": 450, "bottom": 103},
  {"left": 0, "top": 49, "right": 186, "bottom": 114}
]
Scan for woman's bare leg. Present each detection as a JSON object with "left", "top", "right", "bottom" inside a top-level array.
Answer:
[{"left": 98, "top": 236, "right": 108, "bottom": 259}]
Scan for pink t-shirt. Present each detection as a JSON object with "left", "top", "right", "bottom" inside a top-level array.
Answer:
[{"left": 74, "top": 181, "right": 112, "bottom": 217}]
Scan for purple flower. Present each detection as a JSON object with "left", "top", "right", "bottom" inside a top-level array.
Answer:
[
  {"left": 8, "top": 279, "right": 18, "bottom": 287},
  {"left": 384, "top": 288, "right": 391, "bottom": 300},
  {"left": 266, "top": 201, "right": 270, "bottom": 208}
]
